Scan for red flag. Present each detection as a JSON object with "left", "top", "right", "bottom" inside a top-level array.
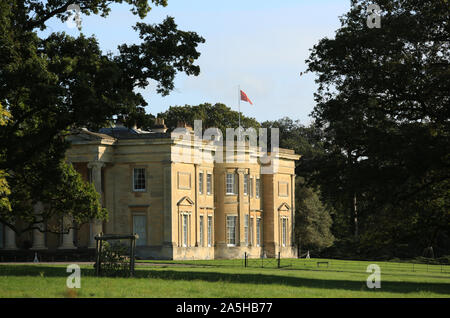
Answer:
[{"left": 240, "top": 90, "right": 253, "bottom": 105}]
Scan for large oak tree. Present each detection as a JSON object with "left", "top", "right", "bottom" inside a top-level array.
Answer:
[
  {"left": 306, "top": 0, "right": 449, "bottom": 257},
  {"left": 0, "top": 0, "right": 205, "bottom": 235}
]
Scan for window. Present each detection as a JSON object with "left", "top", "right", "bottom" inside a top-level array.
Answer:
[
  {"left": 199, "top": 172, "right": 204, "bottom": 194},
  {"left": 133, "top": 168, "right": 146, "bottom": 191},
  {"left": 282, "top": 218, "right": 287, "bottom": 247},
  {"left": 256, "top": 178, "right": 260, "bottom": 198},
  {"left": 256, "top": 218, "right": 261, "bottom": 247},
  {"left": 207, "top": 216, "right": 213, "bottom": 247},
  {"left": 244, "top": 215, "right": 249, "bottom": 245},
  {"left": 207, "top": 173, "right": 212, "bottom": 195},
  {"left": 226, "top": 173, "right": 235, "bottom": 194},
  {"left": 133, "top": 215, "right": 147, "bottom": 246},
  {"left": 226, "top": 215, "right": 237, "bottom": 246},
  {"left": 250, "top": 217, "right": 254, "bottom": 246},
  {"left": 199, "top": 216, "right": 204, "bottom": 247},
  {"left": 183, "top": 214, "right": 188, "bottom": 247},
  {"left": 244, "top": 174, "right": 249, "bottom": 195},
  {"left": 249, "top": 177, "right": 254, "bottom": 197}
]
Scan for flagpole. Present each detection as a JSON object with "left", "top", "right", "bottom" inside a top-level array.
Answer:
[{"left": 238, "top": 84, "right": 241, "bottom": 140}]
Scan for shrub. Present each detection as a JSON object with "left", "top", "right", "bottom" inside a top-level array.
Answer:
[{"left": 96, "top": 241, "right": 131, "bottom": 277}]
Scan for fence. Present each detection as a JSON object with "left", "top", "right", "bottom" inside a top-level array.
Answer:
[
  {"left": 243, "top": 254, "right": 450, "bottom": 274},
  {"left": 244, "top": 252, "right": 281, "bottom": 268},
  {"left": 135, "top": 255, "right": 450, "bottom": 275}
]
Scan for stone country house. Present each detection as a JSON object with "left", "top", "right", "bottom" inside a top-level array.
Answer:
[{"left": 0, "top": 120, "right": 300, "bottom": 260}]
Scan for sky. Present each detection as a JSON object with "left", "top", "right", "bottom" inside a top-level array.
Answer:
[{"left": 42, "top": 0, "right": 351, "bottom": 124}]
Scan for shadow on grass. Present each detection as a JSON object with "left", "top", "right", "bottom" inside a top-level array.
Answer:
[
  {"left": 277, "top": 266, "right": 450, "bottom": 281},
  {"left": 0, "top": 265, "right": 449, "bottom": 295}
]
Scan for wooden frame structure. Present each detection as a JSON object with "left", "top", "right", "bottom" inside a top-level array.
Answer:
[{"left": 94, "top": 233, "right": 138, "bottom": 277}]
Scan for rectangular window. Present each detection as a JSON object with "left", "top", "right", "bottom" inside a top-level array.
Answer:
[
  {"left": 207, "top": 173, "right": 212, "bottom": 195},
  {"left": 183, "top": 214, "right": 188, "bottom": 247},
  {"left": 250, "top": 217, "right": 254, "bottom": 246},
  {"left": 133, "top": 215, "right": 147, "bottom": 246},
  {"left": 199, "top": 216, "right": 204, "bottom": 247},
  {"left": 282, "top": 218, "right": 287, "bottom": 247},
  {"left": 207, "top": 216, "right": 213, "bottom": 247},
  {"left": 226, "top": 215, "right": 237, "bottom": 246},
  {"left": 256, "top": 178, "right": 260, "bottom": 198},
  {"left": 244, "top": 174, "right": 249, "bottom": 195},
  {"left": 244, "top": 215, "right": 249, "bottom": 245},
  {"left": 256, "top": 218, "right": 261, "bottom": 247},
  {"left": 249, "top": 177, "right": 253, "bottom": 197},
  {"left": 199, "top": 172, "right": 204, "bottom": 194},
  {"left": 226, "top": 173, "right": 235, "bottom": 195},
  {"left": 133, "top": 168, "right": 146, "bottom": 191}
]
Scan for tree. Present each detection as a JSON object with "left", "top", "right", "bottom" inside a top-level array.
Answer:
[
  {"left": 261, "top": 117, "right": 325, "bottom": 178},
  {"left": 0, "top": 1, "right": 205, "bottom": 234},
  {"left": 261, "top": 118, "right": 334, "bottom": 255},
  {"left": 306, "top": 0, "right": 449, "bottom": 257},
  {"left": 0, "top": 103, "right": 11, "bottom": 214},
  {"left": 295, "top": 178, "right": 335, "bottom": 254},
  {"left": 157, "top": 103, "right": 260, "bottom": 134}
]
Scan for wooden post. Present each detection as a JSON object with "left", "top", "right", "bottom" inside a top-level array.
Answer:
[
  {"left": 97, "top": 236, "right": 103, "bottom": 276},
  {"left": 130, "top": 234, "right": 136, "bottom": 277},
  {"left": 133, "top": 236, "right": 136, "bottom": 275},
  {"left": 95, "top": 237, "right": 99, "bottom": 276},
  {"left": 278, "top": 252, "right": 281, "bottom": 268}
]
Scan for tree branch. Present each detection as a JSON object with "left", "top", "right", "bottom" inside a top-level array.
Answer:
[{"left": 26, "top": 1, "right": 77, "bottom": 31}]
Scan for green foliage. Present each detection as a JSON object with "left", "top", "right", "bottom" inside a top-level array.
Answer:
[
  {"left": 305, "top": 0, "right": 450, "bottom": 257},
  {"left": 4, "top": 159, "right": 107, "bottom": 233},
  {"left": 295, "top": 180, "right": 335, "bottom": 253},
  {"left": 0, "top": 103, "right": 11, "bottom": 213},
  {"left": 158, "top": 103, "right": 260, "bottom": 133},
  {"left": 21, "top": 0, "right": 168, "bottom": 31},
  {"left": 261, "top": 118, "right": 334, "bottom": 253},
  {"left": 261, "top": 117, "right": 325, "bottom": 179},
  {"left": 0, "top": 1, "right": 204, "bottom": 234}
]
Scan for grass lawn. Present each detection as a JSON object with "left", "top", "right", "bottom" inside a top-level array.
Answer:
[{"left": 0, "top": 258, "right": 449, "bottom": 298}]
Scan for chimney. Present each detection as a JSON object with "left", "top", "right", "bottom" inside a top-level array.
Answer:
[
  {"left": 153, "top": 117, "right": 168, "bottom": 133},
  {"left": 176, "top": 120, "right": 193, "bottom": 131}
]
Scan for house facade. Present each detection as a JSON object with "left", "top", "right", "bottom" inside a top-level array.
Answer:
[{"left": 0, "top": 122, "right": 300, "bottom": 260}]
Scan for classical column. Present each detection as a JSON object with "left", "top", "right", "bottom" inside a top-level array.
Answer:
[
  {"left": 87, "top": 161, "right": 105, "bottom": 248},
  {"left": 4, "top": 224, "right": 18, "bottom": 250},
  {"left": 214, "top": 171, "right": 226, "bottom": 248},
  {"left": 59, "top": 216, "right": 76, "bottom": 249},
  {"left": 31, "top": 202, "right": 47, "bottom": 250},
  {"left": 194, "top": 164, "right": 198, "bottom": 247},
  {"left": 291, "top": 174, "right": 296, "bottom": 246}
]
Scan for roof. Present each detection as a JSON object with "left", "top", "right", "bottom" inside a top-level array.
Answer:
[{"left": 98, "top": 126, "right": 170, "bottom": 140}]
